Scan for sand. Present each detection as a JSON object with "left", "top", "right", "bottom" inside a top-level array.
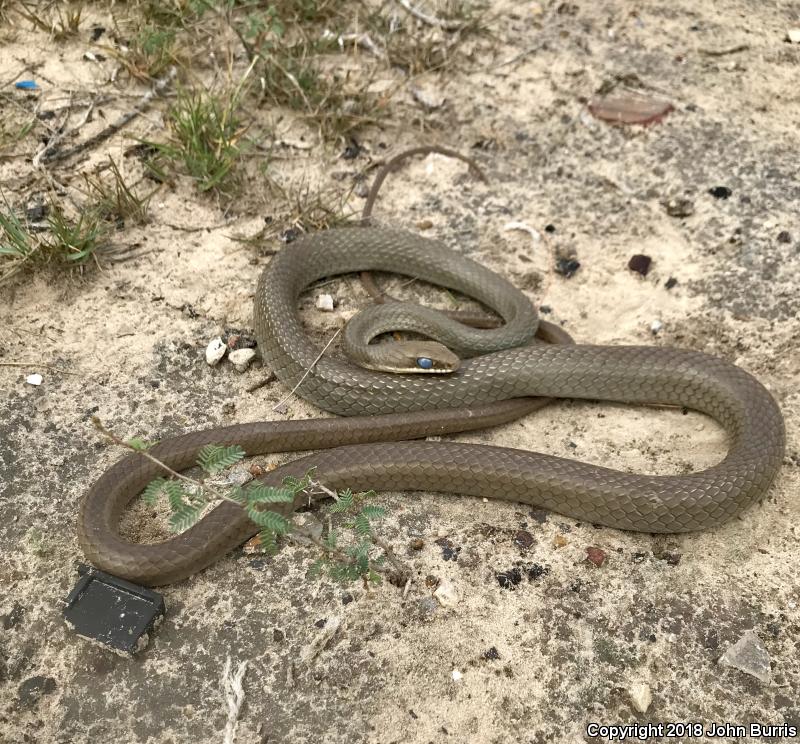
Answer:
[{"left": 1, "top": 1, "right": 798, "bottom": 742}]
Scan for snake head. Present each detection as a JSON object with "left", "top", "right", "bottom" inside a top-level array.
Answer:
[{"left": 373, "top": 340, "right": 460, "bottom": 374}]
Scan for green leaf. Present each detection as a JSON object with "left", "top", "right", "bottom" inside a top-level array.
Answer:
[
  {"left": 246, "top": 484, "right": 294, "bottom": 504},
  {"left": 169, "top": 505, "right": 202, "bottom": 532},
  {"left": 367, "top": 570, "right": 382, "bottom": 585},
  {"left": 246, "top": 506, "right": 290, "bottom": 534},
  {"left": 197, "top": 444, "right": 245, "bottom": 474},
  {"left": 348, "top": 540, "right": 371, "bottom": 564},
  {"left": 328, "top": 489, "right": 354, "bottom": 513},
  {"left": 164, "top": 481, "right": 187, "bottom": 512},
  {"left": 127, "top": 437, "right": 156, "bottom": 451},
  {"left": 281, "top": 467, "right": 316, "bottom": 494},
  {"left": 323, "top": 529, "right": 338, "bottom": 549},
  {"left": 308, "top": 559, "right": 326, "bottom": 578},
  {"left": 141, "top": 477, "right": 167, "bottom": 505},
  {"left": 229, "top": 486, "right": 248, "bottom": 505},
  {"left": 353, "top": 513, "right": 371, "bottom": 536},
  {"left": 360, "top": 505, "right": 386, "bottom": 520},
  {"left": 257, "top": 529, "right": 278, "bottom": 555},
  {"left": 328, "top": 562, "right": 360, "bottom": 583}
]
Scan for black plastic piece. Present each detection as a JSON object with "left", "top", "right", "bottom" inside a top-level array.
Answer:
[{"left": 63, "top": 565, "right": 165, "bottom": 654}]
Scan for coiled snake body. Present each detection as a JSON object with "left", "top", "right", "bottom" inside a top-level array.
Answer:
[{"left": 79, "top": 227, "right": 786, "bottom": 585}]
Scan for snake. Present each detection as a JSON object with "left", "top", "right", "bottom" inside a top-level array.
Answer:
[{"left": 78, "top": 175, "right": 786, "bottom": 588}]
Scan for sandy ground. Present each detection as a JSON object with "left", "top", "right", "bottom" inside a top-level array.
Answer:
[{"left": 1, "top": 1, "right": 799, "bottom": 742}]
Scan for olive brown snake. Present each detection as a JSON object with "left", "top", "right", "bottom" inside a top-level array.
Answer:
[{"left": 78, "top": 154, "right": 786, "bottom": 586}]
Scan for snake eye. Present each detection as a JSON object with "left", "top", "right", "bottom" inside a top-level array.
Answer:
[{"left": 416, "top": 357, "right": 433, "bottom": 370}]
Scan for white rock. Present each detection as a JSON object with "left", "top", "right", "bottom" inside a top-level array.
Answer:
[
  {"left": 316, "top": 294, "right": 334, "bottom": 312},
  {"left": 229, "top": 348, "right": 256, "bottom": 372},
  {"left": 410, "top": 85, "right": 445, "bottom": 110},
  {"left": 718, "top": 630, "right": 772, "bottom": 684},
  {"left": 503, "top": 221, "right": 542, "bottom": 243},
  {"left": 205, "top": 337, "right": 226, "bottom": 366},
  {"left": 650, "top": 319, "right": 664, "bottom": 334},
  {"left": 787, "top": 28, "right": 800, "bottom": 43},
  {"left": 433, "top": 579, "right": 459, "bottom": 607},
  {"left": 628, "top": 682, "right": 652, "bottom": 713},
  {"left": 451, "top": 669, "right": 463, "bottom": 681},
  {"left": 25, "top": 373, "right": 43, "bottom": 386}
]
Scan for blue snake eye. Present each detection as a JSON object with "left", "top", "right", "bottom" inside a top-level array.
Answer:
[{"left": 416, "top": 357, "right": 433, "bottom": 370}]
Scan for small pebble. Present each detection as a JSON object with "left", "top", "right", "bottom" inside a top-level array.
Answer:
[
  {"left": 553, "top": 534, "right": 568, "bottom": 549},
  {"left": 629, "top": 682, "right": 652, "bottom": 713},
  {"left": 787, "top": 28, "right": 800, "bottom": 43},
  {"left": 228, "top": 348, "right": 256, "bottom": 372},
  {"left": 718, "top": 631, "right": 772, "bottom": 684},
  {"left": 628, "top": 254, "right": 652, "bottom": 276},
  {"left": 451, "top": 669, "right": 463, "bottom": 682},
  {"left": 410, "top": 85, "right": 445, "bottom": 110},
  {"left": 585, "top": 546, "right": 607, "bottom": 567},
  {"left": 709, "top": 186, "right": 732, "bottom": 200},
  {"left": 664, "top": 197, "right": 694, "bottom": 217},
  {"left": 316, "top": 294, "right": 335, "bottom": 312},
  {"left": 657, "top": 550, "right": 681, "bottom": 566},
  {"left": 526, "top": 563, "right": 549, "bottom": 580},
  {"left": 555, "top": 257, "right": 581, "bottom": 278},
  {"left": 410, "top": 538, "right": 425, "bottom": 551},
  {"left": 496, "top": 568, "right": 523, "bottom": 589},
  {"left": 25, "top": 373, "right": 43, "bottom": 386},
  {"left": 514, "top": 530, "right": 535, "bottom": 550},
  {"left": 483, "top": 647, "right": 501, "bottom": 661},
  {"left": 650, "top": 319, "right": 663, "bottom": 335},
  {"left": 433, "top": 579, "right": 459, "bottom": 607},
  {"left": 205, "top": 337, "right": 226, "bottom": 366},
  {"left": 664, "top": 277, "right": 678, "bottom": 290},
  {"left": 777, "top": 231, "right": 792, "bottom": 243},
  {"left": 341, "top": 140, "right": 361, "bottom": 159},
  {"left": 504, "top": 221, "right": 542, "bottom": 243},
  {"left": 416, "top": 219, "right": 434, "bottom": 230}
]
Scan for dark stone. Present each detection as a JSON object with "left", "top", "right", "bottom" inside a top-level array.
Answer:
[
  {"left": 341, "top": 140, "right": 362, "bottom": 160},
  {"left": 777, "top": 231, "right": 792, "bottom": 243},
  {"left": 628, "top": 254, "right": 652, "bottom": 276},
  {"left": 483, "top": 646, "right": 501, "bottom": 660},
  {"left": 514, "top": 530, "right": 534, "bottom": 549},
  {"left": 434, "top": 538, "right": 461, "bottom": 562},
  {"left": 496, "top": 568, "right": 523, "bottom": 589},
  {"left": 525, "top": 563, "right": 550, "bottom": 581},
  {"left": 555, "top": 257, "right": 581, "bottom": 278},
  {"left": 709, "top": 186, "right": 732, "bottom": 200},
  {"left": 544, "top": 224, "right": 556, "bottom": 233},
  {"left": 665, "top": 276, "right": 678, "bottom": 289}
]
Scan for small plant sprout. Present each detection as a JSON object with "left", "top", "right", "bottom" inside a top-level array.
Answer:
[
  {"left": 144, "top": 62, "right": 255, "bottom": 193},
  {"left": 92, "top": 418, "right": 411, "bottom": 587}
]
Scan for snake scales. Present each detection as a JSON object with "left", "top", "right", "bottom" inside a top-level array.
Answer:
[{"left": 78, "top": 225, "right": 785, "bottom": 586}]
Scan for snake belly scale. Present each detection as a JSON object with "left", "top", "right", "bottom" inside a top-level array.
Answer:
[{"left": 78, "top": 226, "right": 786, "bottom": 585}]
